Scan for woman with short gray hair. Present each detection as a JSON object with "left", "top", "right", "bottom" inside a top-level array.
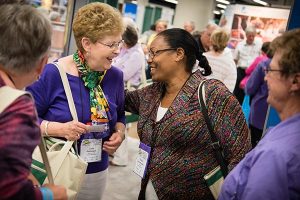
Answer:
[{"left": 0, "top": 4, "right": 66, "bottom": 200}]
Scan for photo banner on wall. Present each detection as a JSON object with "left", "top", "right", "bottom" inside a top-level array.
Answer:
[{"left": 220, "top": 4, "right": 290, "bottom": 49}]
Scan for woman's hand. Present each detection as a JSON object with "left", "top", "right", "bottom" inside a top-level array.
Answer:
[
  {"left": 42, "top": 120, "right": 88, "bottom": 140},
  {"left": 43, "top": 184, "right": 67, "bottom": 200},
  {"left": 62, "top": 121, "right": 88, "bottom": 140},
  {"left": 103, "top": 130, "right": 124, "bottom": 155}
]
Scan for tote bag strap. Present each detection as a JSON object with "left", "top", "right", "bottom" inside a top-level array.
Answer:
[
  {"left": 0, "top": 86, "right": 28, "bottom": 113},
  {"left": 197, "top": 80, "right": 228, "bottom": 177},
  {"left": 52, "top": 62, "right": 79, "bottom": 154}
]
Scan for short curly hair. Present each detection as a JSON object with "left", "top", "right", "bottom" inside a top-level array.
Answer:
[
  {"left": 270, "top": 28, "right": 300, "bottom": 77},
  {"left": 210, "top": 28, "right": 230, "bottom": 52},
  {"left": 72, "top": 2, "right": 124, "bottom": 52}
]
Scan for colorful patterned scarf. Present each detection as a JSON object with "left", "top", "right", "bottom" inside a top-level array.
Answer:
[{"left": 73, "top": 50, "right": 109, "bottom": 123}]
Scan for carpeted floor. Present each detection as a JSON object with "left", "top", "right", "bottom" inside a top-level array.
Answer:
[{"left": 102, "top": 136, "right": 141, "bottom": 200}]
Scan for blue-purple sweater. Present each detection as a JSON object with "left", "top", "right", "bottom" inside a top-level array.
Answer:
[{"left": 27, "top": 63, "right": 125, "bottom": 173}]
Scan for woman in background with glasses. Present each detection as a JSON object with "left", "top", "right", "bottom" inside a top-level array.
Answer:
[
  {"left": 125, "top": 28, "right": 251, "bottom": 199},
  {"left": 27, "top": 3, "right": 126, "bottom": 199},
  {"left": 219, "top": 29, "right": 300, "bottom": 200}
]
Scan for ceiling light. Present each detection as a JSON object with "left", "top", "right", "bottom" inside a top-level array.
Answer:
[
  {"left": 253, "top": 0, "right": 268, "bottom": 6},
  {"left": 216, "top": 0, "right": 230, "bottom": 5},
  {"left": 165, "top": 0, "right": 178, "bottom": 4},
  {"left": 213, "top": 10, "right": 221, "bottom": 15},
  {"left": 131, "top": 0, "right": 137, "bottom": 4},
  {"left": 217, "top": 4, "right": 227, "bottom": 9}
]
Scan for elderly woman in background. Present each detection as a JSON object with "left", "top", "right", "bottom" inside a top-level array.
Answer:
[
  {"left": 111, "top": 23, "right": 145, "bottom": 166},
  {"left": 219, "top": 28, "right": 300, "bottom": 200},
  {"left": 204, "top": 28, "right": 237, "bottom": 92},
  {"left": 0, "top": 4, "right": 66, "bottom": 200},
  {"left": 125, "top": 28, "right": 251, "bottom": 199},
  {"left": 27, "top": 3, "right": 126, "bottom": 199},
  {"left": 113, "top": 24, "right": 145, "bottom": 89}
]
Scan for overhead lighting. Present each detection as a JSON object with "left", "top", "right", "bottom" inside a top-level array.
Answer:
[
  {"left": 165, "top": 0, "right": 178, "bottom": 4},
  {"left": 217, "top": 4, "right": 227, "bottom": 9},
  {"left": 220, "top": 10, "right": 225, "bottom": 13},
  {"left": 131, "top": 0, "right": 137, "bottom": 4},
  {"left": 253, "top": 0, "right": 268, "bottom": 6},
  {"left": 216, "top": 0, "right": 230, "bottom": 5},
  {"left": 213, "top": 10, "right": 221, "bottom": 15}
]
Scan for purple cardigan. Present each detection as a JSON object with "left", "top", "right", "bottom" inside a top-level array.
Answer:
[
  {"left": 245, "top": 59, "right": 270, "bottom": 130},
  {"left": 26, "top": 63, "right": 125, "bottom": 173}
]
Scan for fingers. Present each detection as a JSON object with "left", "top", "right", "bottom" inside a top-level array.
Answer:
[
  {"left": 64, "top": 121, "right": 88, "bottom": 140},
  {"left": 103, "top": 132, "right": 123, "bottom": 154}
]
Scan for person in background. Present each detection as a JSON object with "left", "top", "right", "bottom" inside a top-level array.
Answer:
[
  {"left": 219, "top": 28, "right": 300, "bottom": 200},
  {"left": 195, "top": 23, "right": 219, "bottom": 53},
  {"left": 204, "top": 28, "right": 237, "bottom": 92},
  {"left": 27, "top": 3, "right": 126, "bottom": 200},
  {"left": 143, "top": 19, "right": 168, "bottom": 79},
  {"left": 0, "top": 4, "right": 66, "bottom": 200},
  {"left": 139, "top": 24, "right": 155, "bottom": 48},
  {"left": 233, "top": 26, "right": 262, "bottom": 104},
  {"left": 111, "top": 24, "right": 145, "bottom": 166},
  {"left": 192, "top": 23, "right": 218, "bottom": 75},
  {"left": 245, "top": 50, "right": 272, "bottom": 148},
  {"left": 240, "top": 42, "right": 270, "bottom": 89},
  {"left": 183, "top": 20, "right": 195, "bottom": 34},
  {"left": 125, "top": 28, "right": 251, "bottom": 199},
  {"left": 113, "top": 24, "right": 145, "bottom": 89},
  {"left": 146, "top": 19, "right": 168, "bottom": 47}
]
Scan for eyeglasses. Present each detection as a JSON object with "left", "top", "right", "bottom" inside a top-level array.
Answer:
[
  {"left": 97, "top": 40, "right": 124, "bottom": 49},
  {"left": 264, "top": 65, "right": 283, "bottom": 75},
  {"left": 148, "top": 48, "right": 177, "bottom": 59}
]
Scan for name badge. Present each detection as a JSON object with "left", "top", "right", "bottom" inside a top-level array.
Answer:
[
  {"left": 133, "top": 142, "right": 151, "bottom": 179},
  {"left": 80, "top": 139, "right": 102, "bottom": 163}
]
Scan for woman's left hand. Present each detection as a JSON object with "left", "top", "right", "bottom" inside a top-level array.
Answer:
[{"left": 103, "top": 130, "right": 124, "bottom": 154}]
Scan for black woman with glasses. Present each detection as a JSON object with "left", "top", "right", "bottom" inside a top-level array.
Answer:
[
  {"left": 27, "top": 3, "right": 126, "bottom": 199},
  {"left": 125, "top": 28, "right": 251, "bottom": 199},
  {"left": 220, "top": 29, "right": 300, "bottom": 200}
]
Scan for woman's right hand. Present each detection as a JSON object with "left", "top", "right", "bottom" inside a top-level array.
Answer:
[
  {"left": 62, "top": 121, "right": 89, "bottom": 140},
  {"left": 43, "top": 184, "right": 67, "bottom": 200}
]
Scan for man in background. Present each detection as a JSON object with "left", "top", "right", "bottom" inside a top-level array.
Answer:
[{"left": 233, "top": 26, "right": 262, "bottom": 104}]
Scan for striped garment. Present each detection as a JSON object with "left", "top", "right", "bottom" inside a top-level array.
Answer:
[{"left": 125, "top": 70, "right": 251, "bottom": 199}]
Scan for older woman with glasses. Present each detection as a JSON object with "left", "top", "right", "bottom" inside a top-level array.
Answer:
[
  {"left": 125, "top": 28, "right": 251, "bottom": 199},
  {"left": 27, "top": 3, "right": 126, "bottom": 199},
  {"left": 219, "top": 28, "right": 300, "bottom": 200}
]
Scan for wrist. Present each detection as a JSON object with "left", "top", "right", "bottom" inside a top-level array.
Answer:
[{"left": 40, "top": 187, "right": 54, "bottom": 200}]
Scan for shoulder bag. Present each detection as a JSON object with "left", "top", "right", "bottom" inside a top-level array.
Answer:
[
  {"left": 198, "top": 80, "right": 228, "bottom": 200},
  {"left": 31, "top": 63, "right": 88, "bottom": 200}
]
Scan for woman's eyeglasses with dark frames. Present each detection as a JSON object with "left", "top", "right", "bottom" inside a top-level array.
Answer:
[
  {"left": 148, "top": 48, "right": 177, "bottom": 59},
  {"left": 264, "top": 65, "right": 283, "bottom": 75}
]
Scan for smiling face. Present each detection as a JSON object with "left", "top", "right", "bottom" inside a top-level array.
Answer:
[
  {"left": 85, "top": 34, "right": 123, "bottom": 71},
  {"left": 147, "top": 36, "right": 178, "bottom": 82}
]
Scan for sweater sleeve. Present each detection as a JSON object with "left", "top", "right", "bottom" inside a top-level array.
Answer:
[
  {"left": 207, "top": 80, "right": 251, "bottom": 171},
  {"left": 26, "top": 63, "right": 59, "bottom": 124},
  {"left": 0, "top": 95, "right": 42, "bottom": 200},
  {"left": 245, "top": 61, "right": 266, "bottom": 95}
]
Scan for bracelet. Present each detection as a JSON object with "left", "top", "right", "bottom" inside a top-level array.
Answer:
[
  {"left": 44, "top": 121, "right": 50, "bottom": 137},
  {"left": 40, "top": 187, "right": 54, "bottom": 200}
]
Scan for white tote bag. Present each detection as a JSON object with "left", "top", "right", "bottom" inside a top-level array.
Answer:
[{"left": 32, "top": 63, "right": 88, "bottom": 200}]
